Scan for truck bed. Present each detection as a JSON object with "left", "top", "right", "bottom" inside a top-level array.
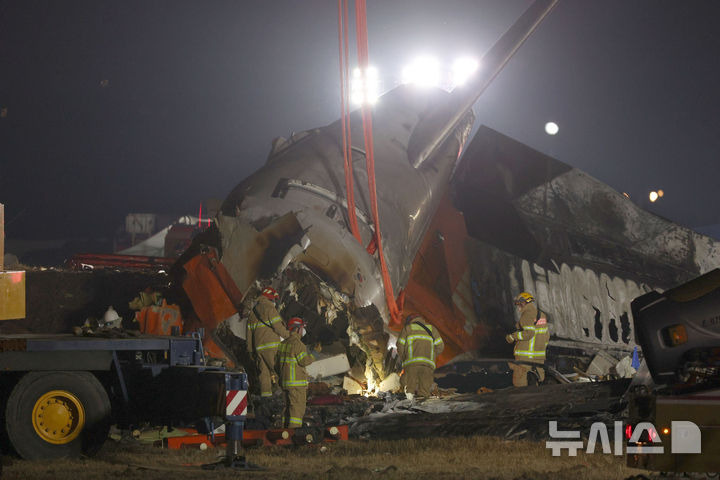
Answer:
[{"left": 0, "top": 333, "right": 203, "bottom": 371}]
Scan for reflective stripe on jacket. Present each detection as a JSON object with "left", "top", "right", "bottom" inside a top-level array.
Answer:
[
  {"left": 276, "top": 331, "right": 315, "bottom": 388},
  {"left": 247, "top": 296, "right": 289, "bottom": 353},
  {"left": 397, "top": 317, "right": 444, "bottom": 369},
  {"left": 511, "top": 304, "right": 549, "bottom": 364}
]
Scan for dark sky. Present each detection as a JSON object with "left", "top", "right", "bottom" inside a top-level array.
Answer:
[{"left": 2, "top": 1, "right": 720, "bottom": 241}]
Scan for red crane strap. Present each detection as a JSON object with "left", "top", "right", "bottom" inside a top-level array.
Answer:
[
  {"left": 353, "top": 0, "right": 402, "bottom": 325},
  {"left": 337, "top": 0, "right": 362, "bottom": 243}
]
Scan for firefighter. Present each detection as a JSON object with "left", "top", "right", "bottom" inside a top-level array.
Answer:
[
  {"left": 505, "top": 292, "right": 549, "bottom": 387},
  {"left": 276, "top": 317, "right": 314, "bottom": 428},
  {"left": 397, "top": 313, "right": 444, "bottom": 399},
  {"left": 247, "top": 286, "right": 289, "bottom": 398}
]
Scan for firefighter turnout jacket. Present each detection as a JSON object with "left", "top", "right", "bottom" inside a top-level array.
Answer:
[
  {"left": 509, "top": 303, "right": 549, "bottom": 364},
  {"left": 276, "top": 331, "right": 315, "bottom": 388},
  {"left": 397, "top": 317, "right": 444, "bottom": 369},
  {"left": 247, "top": 296, "right": 289, "bottom": 354}
]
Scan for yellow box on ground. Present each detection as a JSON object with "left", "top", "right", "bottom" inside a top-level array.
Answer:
[{"left": 0, "top": 271, "right": 25, "bottom": 320}]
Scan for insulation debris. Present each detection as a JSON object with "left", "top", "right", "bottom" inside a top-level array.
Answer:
[
  {"left": 585, "top": 351, "right": 618, "bottom": 377},
  {"left": 376, "top": 373, "right": 401, "bottom": 393},
  {"left": 343, "top": 376, "right": 363, "bottom": 395},
  {"left": 348, "top": 379, "right": 630, "bottom": 441},
  {"left": 614, "top": 355, "right": 637, "bottom": 378},
  {"left": 306, "top": 353, "right": 351, "bottom": 380}
]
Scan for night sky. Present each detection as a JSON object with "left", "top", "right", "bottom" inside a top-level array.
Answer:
[{"left": 2, "top": 1, "right": 720, "bottom": 242}]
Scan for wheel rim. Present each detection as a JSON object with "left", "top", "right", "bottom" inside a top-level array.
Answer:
[{"left": 32, "top": 390, "right": 85, "bottom": 445}]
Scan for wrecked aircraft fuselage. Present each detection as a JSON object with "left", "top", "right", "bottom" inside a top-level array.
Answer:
[{"left": 211, "top": 87, "right": 473, "bottom": 381}]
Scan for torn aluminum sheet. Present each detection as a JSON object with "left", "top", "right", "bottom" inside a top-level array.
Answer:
[
  {"left": 585, "top": 350, "right": 618, "bottom": 377},
  {"left": 305, "top": 353, "right": 351, "bottom": 380},
  {"left": 376, "top": 373, "right": 401, "bottom": 393},
  {"left": 224, "top": 313, "right": 246, "bottom": 340},
  {"left": 343, "top": 376, "right": 363, "bottom": 395}
]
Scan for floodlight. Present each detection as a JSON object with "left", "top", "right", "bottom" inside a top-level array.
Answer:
[{"left": 401, "top": 56, "right": 441, "bottom": 87}]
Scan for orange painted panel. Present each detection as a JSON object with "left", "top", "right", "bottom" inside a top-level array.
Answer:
[
  {"left": 399, "top": 194, "right": 485, "bottom": 366},
  {"left": 182, "top": 253, "right": 237, "bottom": 330}
]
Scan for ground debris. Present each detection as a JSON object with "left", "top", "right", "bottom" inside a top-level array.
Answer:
[
  {"left": 322, "top": 464, "right": 397, "bottom": 477},
  {"left": 3, "top": 433, "right": 640, "bottom": 480},
  {"left": 348, "top": 379, "right": 630, "bottom": 441}
]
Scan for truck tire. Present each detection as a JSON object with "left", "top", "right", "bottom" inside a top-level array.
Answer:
[{"left": 5, "top": 371, "right": 111, "bottom": 460}]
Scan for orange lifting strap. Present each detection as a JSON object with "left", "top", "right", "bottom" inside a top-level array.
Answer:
[{"left": 337, "top": 0, "right": 402, "bottom": 325}]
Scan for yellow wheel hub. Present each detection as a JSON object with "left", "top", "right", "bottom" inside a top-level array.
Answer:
[{"left": 32, "top": 390, "right": 85, "bottom": 445}]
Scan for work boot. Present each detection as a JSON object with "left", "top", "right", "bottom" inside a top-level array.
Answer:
[{"left": 527, "top": 369, "right": 540, "bottom": 386}]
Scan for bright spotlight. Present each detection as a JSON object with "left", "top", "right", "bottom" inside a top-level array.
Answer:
[
  {"left": 351, "top": 66, "right": 380, "bottom": 106},
  {"left": 451, "top": 57, "right": 479, "bottom": 87},
  {"left": 649, "top": 191, "right": 659, "bottom": 202},
  {"left": 402, "top": 56, "right": 441, "bottom": 87},
  {"left": 545, "top": 121, "right": 559, "bottom": 135}
]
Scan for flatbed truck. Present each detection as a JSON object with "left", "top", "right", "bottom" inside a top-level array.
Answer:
[{"left": 0, "top": 332, "right": 248, "bottom": 462}]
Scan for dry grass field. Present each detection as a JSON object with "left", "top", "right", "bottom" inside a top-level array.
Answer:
[{"left": 1, "top": 435, "right": 645, "bottom": 480}]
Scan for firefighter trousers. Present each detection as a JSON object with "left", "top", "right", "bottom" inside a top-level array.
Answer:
[
  {"left": 282, "top": 387, "right": 307, "bottom": 428},
  {"left": 402, "top": 365, "right": 435, "bottom": 397},
  {"left": 256, "top": 348, "right": 278, "bottom": 397},
  {"left": 508, "top": 361, "right": 545, "bottom": 387}
]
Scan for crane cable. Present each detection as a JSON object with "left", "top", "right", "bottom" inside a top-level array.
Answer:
[
  {"left": 352, "top": 0, "right": 402, "bottom": 325},
  {"left": 337, "top": 0, "right": 362, "bottom": 243}
]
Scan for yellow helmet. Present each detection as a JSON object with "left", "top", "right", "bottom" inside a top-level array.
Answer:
[{"left": 514, "top": 292, "right": 534, "bottom": 306}]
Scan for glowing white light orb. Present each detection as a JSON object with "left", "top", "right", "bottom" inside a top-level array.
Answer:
[
  {"left": 451, "top": 57, "right": 479, "bottom": 87},
  {"left": 402, "top": 56, "right": 441, "bottom": 87},
  {"left": 545, "top": 121, "right": 559, "bottom": 135},
  {"left": 649, "top": 191, "right": 659, "bottom": 202},
  {"left": 350, "top": 66, "right": 380, "bottom": 106}
]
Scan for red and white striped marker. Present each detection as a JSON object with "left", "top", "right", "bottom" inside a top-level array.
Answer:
[{"left": 225, "top": 389, "right": 248, "bottom": 417}]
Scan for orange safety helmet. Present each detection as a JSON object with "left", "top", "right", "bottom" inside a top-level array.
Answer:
[
  {"left": 261, "top": 287, "right": 279, "bottom": 300},
  {"left": 287, "top": 317, "right": 306, "bottom": 331}
]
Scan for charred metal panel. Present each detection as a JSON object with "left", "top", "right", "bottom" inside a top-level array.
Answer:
[
  {"left": 455, "top": 126, "right": 720, "bottom": 351},
  {"left": 468, "top": 238, "right": 649, "bottom": 350},
  {"left": 455, "top": 126, "right": 720, "bottom": 283}
]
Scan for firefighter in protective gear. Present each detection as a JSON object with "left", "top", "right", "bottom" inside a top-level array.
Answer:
[
  {"left": 276, "top": 317, "right": 314, "bottom": 428},
  {"left": 397, "top": 313, "right": 444, "bottom": 398},
  {"left": 247, "top": 287, "right": 289, "bottom": 398},
  {"left": 506, "top": 292, "right": 549, "bottom": 387}
]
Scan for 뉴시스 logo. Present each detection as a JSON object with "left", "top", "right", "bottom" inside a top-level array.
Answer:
[{"left": 546, "top": 421, "right": 701, "bottom": 456}]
